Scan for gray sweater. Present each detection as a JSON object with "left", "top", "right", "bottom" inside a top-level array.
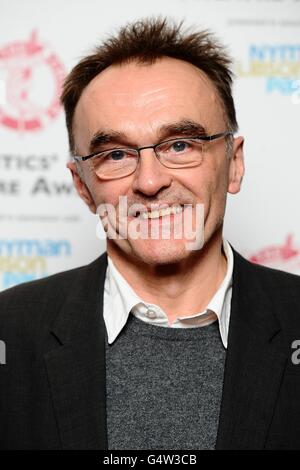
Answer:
[{"left": 105, "top": 312, "right": 226, "bottom": 450}]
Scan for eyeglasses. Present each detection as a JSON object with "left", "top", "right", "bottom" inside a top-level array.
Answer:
[{"left": 73, "top": 131, "right": 233, "bottom": 180}]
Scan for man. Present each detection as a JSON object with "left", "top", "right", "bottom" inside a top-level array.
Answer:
[{"left": 1, "top": 17, "right": 300, "bottom": 450}]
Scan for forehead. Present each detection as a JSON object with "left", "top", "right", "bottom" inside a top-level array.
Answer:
[{"left": 73, "top": 57, "right": 225, "bottom": 147}]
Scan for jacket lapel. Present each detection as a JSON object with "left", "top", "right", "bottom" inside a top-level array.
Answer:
[
  {"left": 44, "top": 252, "right": 108, "bottom": 450},
  {"left": 216, "top": 248, "right": 289, "bottom": 450}
]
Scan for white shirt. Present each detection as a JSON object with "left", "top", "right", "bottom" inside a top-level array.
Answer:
[{"left": 103, "top": 239, "right": 233, "bottom": 348}]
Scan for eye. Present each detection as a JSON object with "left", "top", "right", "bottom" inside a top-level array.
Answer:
[
  {"left": 106, "top": 150, "right": 127, "bottom": 161},
  {"left": 170, "top": 140, "right": 191, "bottom": 153}
]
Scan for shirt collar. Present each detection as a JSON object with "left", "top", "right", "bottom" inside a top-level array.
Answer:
[{"left": 103, "top": 239, "right": 233, "bottom": 348}]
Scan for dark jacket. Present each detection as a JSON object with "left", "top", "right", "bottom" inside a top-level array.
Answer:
[{"left": 0, "top": 247, "right": 300, "bottom": 450}]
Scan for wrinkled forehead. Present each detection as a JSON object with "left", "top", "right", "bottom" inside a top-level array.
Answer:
[{"left": 73, "top": 57, "right": 226, "bottom": 147}]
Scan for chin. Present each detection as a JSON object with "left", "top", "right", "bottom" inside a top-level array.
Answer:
[{"left": 129, "top": 238, "right": 193, "bottom": 266}]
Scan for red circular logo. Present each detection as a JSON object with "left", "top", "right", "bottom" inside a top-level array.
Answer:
[{"left": 0, "top": 31, "right": 66, "bottom": 132}]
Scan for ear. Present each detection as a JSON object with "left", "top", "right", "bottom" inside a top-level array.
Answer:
[
  {"left": 67, "top": 161, "right": 97, "bottom": 213},
  {"left": 227, "top": 136, "right": 245, "bottom": 194}
]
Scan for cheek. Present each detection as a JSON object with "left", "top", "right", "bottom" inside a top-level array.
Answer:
[
  {"left": 187, "top": 163, "right": 228, "bottom": 214},
  {"left": 207, "top": 169, "right": 229, "bottom": 221},
  {"left": 206, "top": 153, "right": 229, "bottom": 191},
  {"left": 86, "top": 176, "right": 130, "bottom": 210},
  {"left": 180, "top": 163, "right": 225, "bottom": 199}
]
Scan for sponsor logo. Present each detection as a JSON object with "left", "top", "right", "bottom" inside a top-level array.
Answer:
[
  {"left": 236, "top": 44, "right": 300, "bottom": 97},
  {"left": 249, "top": 234, "right": 300, "bottom": 272},
  {"left": 0, "top": 239, "right": 71, "bottom": 289},
  {"left": 0, "top": 31, "right": 65, "bottom": 132}
]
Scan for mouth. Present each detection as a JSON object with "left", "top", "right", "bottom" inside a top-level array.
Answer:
[{"left": 132, "top": 204, "right": 185, "bottom": 220}]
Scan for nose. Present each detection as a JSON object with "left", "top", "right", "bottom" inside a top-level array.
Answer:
[{"left": 131, "top": 147, "right": 172, "bottom": 196}]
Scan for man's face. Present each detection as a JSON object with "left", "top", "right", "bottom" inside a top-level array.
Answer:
[{"left": 69, "top": 57, "right": 244, "bottom": 265}]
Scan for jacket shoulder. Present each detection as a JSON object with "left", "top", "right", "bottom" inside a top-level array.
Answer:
[
  {"left": 0, "top": 253, "right": 107, "bottom": 358},
  {"left": 0, "top": 263, "right": 84, "bottom": 307},
  {"left": 233, "top": 248, "right": 300, "bottom": 328},
  {"left": 0, "top": 255, "right": 105, "bottom": 335},
  {"left": 235, "top": 249, "right": 300, "bottom": 287}
]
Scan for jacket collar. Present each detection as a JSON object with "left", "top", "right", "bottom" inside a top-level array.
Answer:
[{"left": 49, "top": 251, "right": 108, "bottom": 345}]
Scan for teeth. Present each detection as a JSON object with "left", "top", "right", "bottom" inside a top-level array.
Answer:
[{"left": 140, "top": 205, "right": 183, "bottom": 219}]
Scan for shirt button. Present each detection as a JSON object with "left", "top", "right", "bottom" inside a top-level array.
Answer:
[
  {"left": 146, "top": 308, "right": 157, "bottom": 319},
  {"left": 135, "top": 303, "right": 148, "bottom": 315}
]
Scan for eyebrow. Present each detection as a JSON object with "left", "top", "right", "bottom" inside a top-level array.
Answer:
[
  {"left": 89, "top": 119, "right": 207, "bottom": 153},
  {"left": 160, "top": 120, "right": 207, "bottom": 140}
]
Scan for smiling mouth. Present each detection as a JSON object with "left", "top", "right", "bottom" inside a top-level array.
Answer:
[
  {"left": 128, "top": 203, "right": 191, "bottom": 220},
  {"left": 134, "top": 204, "right": 184, "bottom": 220}
]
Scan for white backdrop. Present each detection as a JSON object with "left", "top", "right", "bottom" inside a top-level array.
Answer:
[{"left": 1, "top": 0, "right": 300, "bottom": 290}]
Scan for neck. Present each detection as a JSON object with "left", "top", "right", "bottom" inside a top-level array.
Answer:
[{"left": 107, "top": 229, "right": 227, "bottom": 323}]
